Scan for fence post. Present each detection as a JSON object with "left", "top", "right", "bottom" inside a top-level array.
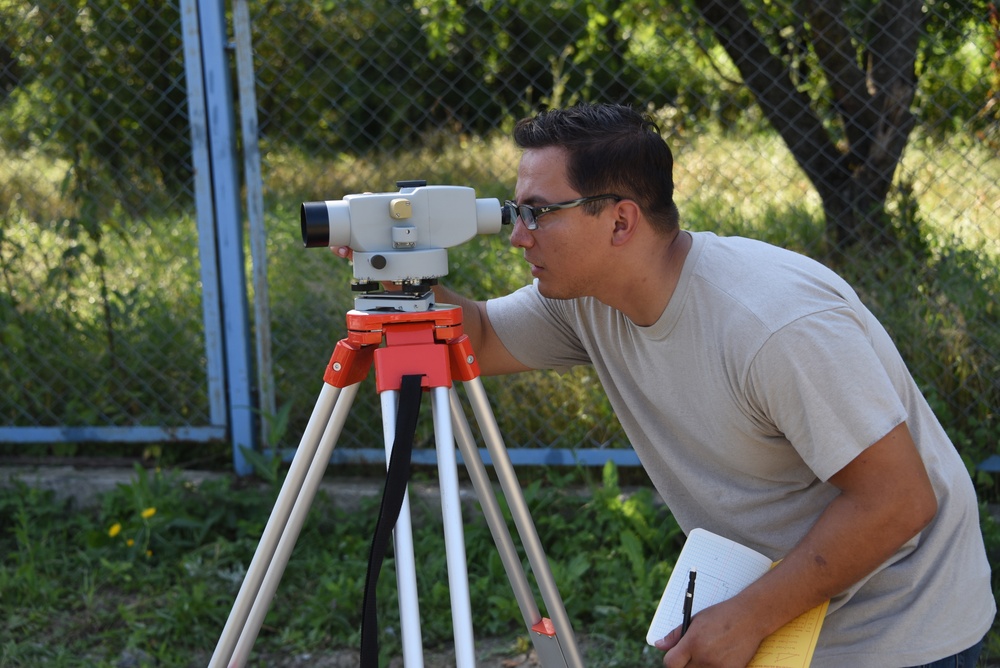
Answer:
[
  {"left": 182, "top": 0, "right": 257, "bottom": 475},
  {"left": 233, "top": 0, "right": 277, "bottom": 450},
  {"left": 180, "top": 0, "right": 227, "bottom": 432}
]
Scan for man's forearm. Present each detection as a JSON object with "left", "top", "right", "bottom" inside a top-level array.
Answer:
[
  {"left": 661, "top": 423, "right": 937, "bottom": 666},
  {"left": 736, "top": 422, "right": 937, "bottom": 636}
]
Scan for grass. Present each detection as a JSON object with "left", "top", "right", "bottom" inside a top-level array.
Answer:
[
  {"left": 0, "top": 462, "right": 683, "bottom": 667},
  {"left": 3, "top": 461, "right": 1000, "bottom": 666}
]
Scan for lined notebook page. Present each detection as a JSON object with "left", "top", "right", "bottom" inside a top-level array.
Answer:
[{"left": 646, "top": 528, "right": 774, "bottom": 645}]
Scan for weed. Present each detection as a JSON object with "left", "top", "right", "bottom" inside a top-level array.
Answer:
[{"left": 0, "top": 464, "right": 685, "bottom": 666}]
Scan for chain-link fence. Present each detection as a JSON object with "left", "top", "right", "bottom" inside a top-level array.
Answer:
[
  {"left": 0, "top": 2, "right": 226, "bottom": 454},
  {"left": 2, "top": 0, "right": 998, "bottom": 471}
]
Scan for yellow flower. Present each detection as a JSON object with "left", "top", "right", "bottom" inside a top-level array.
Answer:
[
  {"left": 108, "top": 522, "right": 122, "bottom": 538},
  {"left": 127, "top": 538, "right": 135, "bottom": 547},
  {"left": 140, "top": 507, "right": 157, "bottom": 520},
  {"left": 146, "top": 550, "right": 153, "bottom": 558}
]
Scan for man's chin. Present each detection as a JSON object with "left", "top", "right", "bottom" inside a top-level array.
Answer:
[{"left": 535, "top": 281, "right": 574, "bottom": 301}]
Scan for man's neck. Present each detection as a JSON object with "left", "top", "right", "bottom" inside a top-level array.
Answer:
[{"left": 603, "top": 229, "right": 692, "bottom": 327}]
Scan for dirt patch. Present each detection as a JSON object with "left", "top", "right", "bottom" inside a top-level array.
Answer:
[
  {"left": 176, "top": 637, "right": 545, "bottom": 668},
  {"left": 255, "top": 637, "right": 540, "bottom": 667}
]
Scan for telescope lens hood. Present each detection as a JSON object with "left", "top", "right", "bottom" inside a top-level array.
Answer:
[{"left": 300, "top": 201, "right": 331, "bottom": 247}]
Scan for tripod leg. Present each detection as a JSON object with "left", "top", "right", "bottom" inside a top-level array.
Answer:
[
  {"left": 462, "top": 378, "right": 584, "bottom": 668},
  {"left": 431, "top": 386, "right": 477, "bottom": 667},
  {"left": 209, "top": 382, "right": 360, "bottom": 668},
  {"left": 448, "top": 387, "right": 541, "bottom": 630},
  {"left": 379, "top": 390, "right": 424, "bottom": 668}
]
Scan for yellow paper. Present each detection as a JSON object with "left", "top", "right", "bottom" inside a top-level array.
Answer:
[{"left": 748, "top": 599, "right": 830, "bottom": 668}]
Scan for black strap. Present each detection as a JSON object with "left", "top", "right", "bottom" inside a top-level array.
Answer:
[{"left": 360, "top": 374, "right": 423, "bottom": 667}]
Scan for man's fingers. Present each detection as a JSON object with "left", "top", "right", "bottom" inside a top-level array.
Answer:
[{"left": 654, "top": 626, "right": 682, "bottom": 651}]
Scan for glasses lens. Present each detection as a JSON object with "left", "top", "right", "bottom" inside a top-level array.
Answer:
[
  {"left": 518, "top": 205, "right": 536, "bottom": 229},
  {"left": 504, "top": 201, "right": 536, "bottom": 229}
]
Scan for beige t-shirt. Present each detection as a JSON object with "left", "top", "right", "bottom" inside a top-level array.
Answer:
[{"left": 487, "top": 231, "right": 994, "bottom": 666}]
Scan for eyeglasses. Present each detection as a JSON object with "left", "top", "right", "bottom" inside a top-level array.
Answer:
[{"left": 502, "top": 194, "right": 622, "bottom": 230}]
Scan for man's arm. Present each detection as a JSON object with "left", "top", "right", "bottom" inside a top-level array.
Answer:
[
  {"left": 433, "top": 284, "right": 533, "bottom": 377},
  {"left": 657, "top": 421, "right": 938, "bottom": 667}
]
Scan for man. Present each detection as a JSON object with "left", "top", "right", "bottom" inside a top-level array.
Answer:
[{"left": 337, "top": 103, "right": 995, "bottom": 666}]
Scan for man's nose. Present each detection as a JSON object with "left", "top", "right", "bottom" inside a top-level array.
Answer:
[{"left": 509, "top": 217, "right": 533, "bottom": 248}]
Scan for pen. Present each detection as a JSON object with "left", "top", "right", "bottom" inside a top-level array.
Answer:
[{"left": 681, "top": 569, "right": 696, "bottom": 637}]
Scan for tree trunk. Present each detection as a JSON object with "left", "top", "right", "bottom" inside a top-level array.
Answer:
[{"left": 692, "top": 0, "right": 922, "bottom": 250}]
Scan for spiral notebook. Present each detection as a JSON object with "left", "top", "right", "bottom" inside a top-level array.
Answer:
[{"left": 647, "top": 528, "right": 829, "bottom": 668}]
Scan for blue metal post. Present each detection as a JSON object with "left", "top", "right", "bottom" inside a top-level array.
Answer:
[
  {"left": 196, "top": 0, "right": 257, "bottom": 475},
  {"left": 180, "top": 0, "right": 228, "bottom": 431}
]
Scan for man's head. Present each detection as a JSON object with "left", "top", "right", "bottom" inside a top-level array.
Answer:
[{"left": 513, "top": 103, "right": 680, "bottom": 234}]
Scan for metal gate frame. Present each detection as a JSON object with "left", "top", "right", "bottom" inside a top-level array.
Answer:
[{"left": 0, "top": 0, "right": 263, "bottom": 476}]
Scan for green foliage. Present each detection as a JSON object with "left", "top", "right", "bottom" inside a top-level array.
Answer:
[
  {"left": 5, "top": 129, "right": 997, "bottom": 502},
  {"left": 5, "top": 464, "right": 999, "bottom": 665},
  {"left": 3, "top": 0, "right": 992, "bottom": 166},
  {"left": 1, "top": 0, "right": 190, "bottom": 190},
  {"left": 246, "top": 0, "right": 795, "bottom": 153},
  {"left": 0, "top": 208, "right": 213, "bottom": 435},
  {"left": 917, "top": 13, "right": 996, "bottom": 135},
  {"left": 1, "top": 2, "right": 193, "bottom": 397},
  {"left": 3, "top": 0, "right": 995, "bottom": 460},
  {"left": 1, "top": 467, "right": 279, "bottom": 665},
  {"left": 828, "top": 228, "right": 1000, "bottom": 470},
  {"left": 0, "top": 463, "right": 682, "bottom": 666}
]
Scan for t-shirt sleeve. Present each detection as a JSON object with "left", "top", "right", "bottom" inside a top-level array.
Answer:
[
  {"left": 485, "top": 282, "right": 592, "bottom": 373},
  {"left": 745, "top": 307, "right": 908, "bottom": 482}
]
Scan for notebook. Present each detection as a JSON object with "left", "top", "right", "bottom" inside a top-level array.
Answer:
[{"left": 647, "top": 528, "right": 829, "bottom": 668}]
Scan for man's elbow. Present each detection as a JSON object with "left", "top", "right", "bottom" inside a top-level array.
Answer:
[
  {"left": 912, "top": 483, "right": 938, "bottom": 534},
  {"left": 896, "top": 474, "right": 938, "bottom": 541}
]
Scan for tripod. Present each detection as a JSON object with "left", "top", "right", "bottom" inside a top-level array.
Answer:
[{"left": 209, "top": 303, "right": 583, "bottom": 667}]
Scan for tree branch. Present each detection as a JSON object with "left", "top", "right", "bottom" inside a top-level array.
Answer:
[
  {"left": 867, "top": 0, "right": 922, "bottom": 167},
  {"left": 803, "top": 0, "right": 875, "bottom": 155}
]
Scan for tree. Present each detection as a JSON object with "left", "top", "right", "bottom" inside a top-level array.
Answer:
[{"left": 691, "top": 0, "right": 956, "bottom": 250}]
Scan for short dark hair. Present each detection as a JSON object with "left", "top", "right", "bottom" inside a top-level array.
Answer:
[{"left": 513, "top": 103, "right": 680, "bottom": 233}]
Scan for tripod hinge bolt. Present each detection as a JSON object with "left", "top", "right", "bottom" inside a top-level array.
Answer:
[
  {"left": 466, "top": 355, "right": 475, "bottom": 364},
  {"left": 332, "top": 362, "right": 343, "bottom": 372}
]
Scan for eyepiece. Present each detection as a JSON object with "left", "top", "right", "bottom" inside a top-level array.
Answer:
[
  {"left": 500, "top": 202, "right": 513, "bottom": 226},
  {"left": 300, "top": 201, "right": 330, "bottom": 247}
]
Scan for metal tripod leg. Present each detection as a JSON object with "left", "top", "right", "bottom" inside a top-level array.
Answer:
[
  {"left": 209, "top": 381, "right": 360, "bottom": 668},
  {"left": 449, "top": 381, "right": 584, "bottom": 668},
  {"left": 431, "top": 386, "right": 478, "bottom": 666},
  {"left": 379, "top": 388, "right": 424, "bottom": 668}
]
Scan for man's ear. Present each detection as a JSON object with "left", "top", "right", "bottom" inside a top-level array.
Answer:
[{"left": 610, "top": 199, "right": 642, "bottom": 247}]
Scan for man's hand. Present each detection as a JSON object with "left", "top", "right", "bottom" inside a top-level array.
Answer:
[{"left": 654, "top": 596, "right": 768, "bottom": 667}]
